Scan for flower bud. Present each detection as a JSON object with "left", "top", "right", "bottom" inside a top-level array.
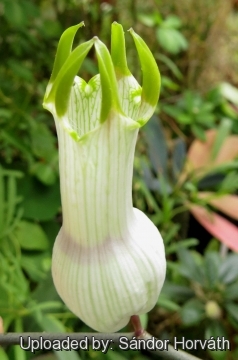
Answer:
[{"left": 43, "top": 22, "right": 166, "bottom": 332}]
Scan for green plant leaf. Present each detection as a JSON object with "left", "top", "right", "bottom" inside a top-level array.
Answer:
[
  {"left": 14, "top": 220, "right": 49, "bottom": 250},
  {"left": 156, "top": 28, "right": 188, "bottom": 54},
  {"left": 4, "top": 0, "right": 26, "bottom": 28},
  {"left": 139, "top": 158, "right": 161, "bottom": 192},
  {"left": 219, "top": 171, "right": 238, "bottom": 193},
  {"left": 172, "top": 138, "right": 186, "bottom": 178},
  {"left": 28, "top": 301, "right": 63, "bottom": 314},
  {"left": 42, "top": 219, "right": 61, "bottom": 248},
  {"left": 204, "top": 251, "right": 220, "bottom": 288},
  {"left": 138, "top": 13, "right": 162, "bottom": 27},
  {"left": 191, "top": 124, "right": 206, "bottom": 140},
  {"left": 0, "top": 283, "right": 9, "bottom": 306},
  {"left": 219, "top": 82, "right": 238, "bottom": 106},
  {"left": 177, "top": 113, "right": 192, "bottom": 124},
  {"left": 0, "top": 348, "right": 9, "bottom": 360},
  {"left": 21, "top": 253, "right": 51, "bottom": 281},
  {"left": 1, "top": 130, "right": 33, "bottom": 165},
  {"left": 162, "top": 15, "right": 182, "bottom": 29},
  {"left": 161, "top": 76, "right": 180, "bottom": 91},
  {"left": 0, "top": 167, "right": 23, "bottom": 239},
  {"left": 161, "top": 282, "right": 194, "bottom": 302},
  {"left": 211, "top": 118, "right": 232, "bottom": 161},
  {"left": 180, "top": 299, "right": 204, "bottom": 326},
  {"left": 157, "top": 294, "right": 181, "bottom": 311},
  {"left": 157, "top": 54, "right": 183, "bottom": 79},
  {"left": 205, "top": 320, "right": 227, "bottom": 339},
  {"left": 14, "top": 318, "right": 27, "bottom": 360},
  {"left": 166, "top": 238, "right": 199, "bottom": 255},
  {"left": 36, "top": 314, "right": 81, "bottom": 360},
  {"left": 30, "top": 122, "right": 57, "bottom": 162},
  {"left": 31, "top": 161, "right": 58, "bottom": 186},
  {"left": 224, "top": 280, "right": 238, "bottom": 300},
  {"left": 177, "top": 249, "right": 205, "bottom": 284},
  {"left": 18, "top": 175, "right": 60, "bottom": 221},
  {"left": 219, "top": 254, "right": 238, "bottom": 284},
  {"left": 8, "top": 59, "right": 33, "bottom": 82},
  {"left": 198, "top": 174, "right": 224, "bottom": 191},
  {"left": 162, "top": 104, "right": 181, "bottom": 119},
  {"left": 205, "top": 321, "right": 228, "bottom": 360},
  {"left": 0, "top": 253, "right": 29, "bottom": 307},
  {"left": 143, "top": 115, "right": 168, "bottom": 176},
  {"left": 32, "top": 272, "right": 60, "bottom": 303},
  {"left": 225, "top": 302, "right": 238, "bottom": 324},
  {"left": 40, "top": 20, "right": 62, "bottom": 40},
  {"left": 163, "top": 223, "right": 180, "bottom": 244}
]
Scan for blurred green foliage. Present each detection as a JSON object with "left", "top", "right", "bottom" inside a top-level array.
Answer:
[{"left": 0, "top": 0, "right": 238, "bottom": 360}]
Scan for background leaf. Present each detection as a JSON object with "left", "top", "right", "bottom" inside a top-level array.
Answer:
[
  {"left": 14, "top": 220, "right": 49, "bottom": 250},
  {"left": 180, "top": 299, "right": 204, "bottom": 326},
  {"left": 143, "top": 115, "right": 168, "bottom": 176}
]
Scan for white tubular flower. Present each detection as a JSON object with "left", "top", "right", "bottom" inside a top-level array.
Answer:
[{"left": 43, "top": 22, "right": 166, "bottom": 333}]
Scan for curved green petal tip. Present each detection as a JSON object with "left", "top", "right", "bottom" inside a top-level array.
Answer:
[
  {"left": 49, "top": 39, "right": 94, "bottom": 117},
  {"left": 111, "top": 22, "right": 130, "bottom": 76},
  {"left": 128, "top": 28, "right": 160, "bottom": 107},
  {"left": 50, "top": 22, "right": 85, "bottom": 84},
  {"left": 94, "top": 37, "right": 122, "bottom": 123},
  {"left": 43, "top": 22, "right": 160, "bottom": 123},
  {"left": 43, "top": 22, "right": 86, "bottom": 109}
]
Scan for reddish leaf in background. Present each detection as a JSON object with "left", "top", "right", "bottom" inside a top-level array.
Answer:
[
  {"left": 187, "top": 130, "right": 216, "bottom": 171},
  {"left": 190, "top": 205, "right": 238, "bottom": 252},
  {"left": 182, "top": 129, "right": 238, "bottom": 252},
  {"left": 215, "top": 136, "right": 238, "bottom": 165},
  {"left": 0, "top": 317, "right": 3, "bottom": 334},
  {"left": 184, "top": 129, "right": 238, "bottom": 176},
  {"left": 198, "top": 192, "right": 238, "bottom": 222}
]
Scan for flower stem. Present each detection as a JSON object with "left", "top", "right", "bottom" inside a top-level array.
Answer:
[{"left": 130, "top": 315, "right": 144, "bottom": 337}]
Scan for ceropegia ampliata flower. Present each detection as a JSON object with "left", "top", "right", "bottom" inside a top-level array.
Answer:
[{"left": 43, "top": 22, "right": 166, "bottom": 332}]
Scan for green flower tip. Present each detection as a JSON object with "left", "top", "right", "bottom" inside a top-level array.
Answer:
[
  {"left": 128, "top": 27, "right": 160, "bottom": 107},
  {"left": 111, "top": 22, "right": 130, "bottom": 77},
  {"left": 43, "top": 22, "right": 160, "bottom": 124}
]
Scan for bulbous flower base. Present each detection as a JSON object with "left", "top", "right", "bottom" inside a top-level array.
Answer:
[{"left": 52, "top": 208, "right": 166, "bottom": 332}]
